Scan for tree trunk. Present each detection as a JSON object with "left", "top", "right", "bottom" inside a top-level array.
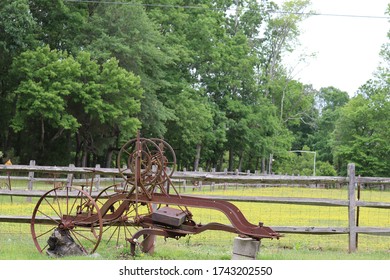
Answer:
[
  {"left": 193, "top": 143, "right": 201, "bottom": 171},
  {"left": 269, "top": 153, "right": 273, "bottom": 174},
  {"left": 238, "top": 150, "right": 244, "bottom": 172},
  {"left": 81, "top": 145, "right": 88, "bottom": 167},
  {"left": 40, "top": 117, "right": 45, "bottom": 151},
  {"left": 228, "top": 147, "right": 234, "bottom": 171},
  {"left": 218, "top": 153, "right": 224, "bottom": 172},
  {"left": 105, "top": 148, "right": 115, "bottom": 168},
  {"left": 261, "top": 157, "right": 266, "bottom": 174},
  {"left": 74, "top": 133, "right": 82, "bottom": 166}
]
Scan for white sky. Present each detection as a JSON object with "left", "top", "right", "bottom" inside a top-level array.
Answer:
[{"left": 279, "top": 0, "right": 390, "bottom": 96}]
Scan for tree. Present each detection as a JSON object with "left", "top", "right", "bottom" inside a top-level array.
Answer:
[
  {"left": 333, "top": 91, "right": 390, "bottom": 176},
  {"left": 0, "top": 0, "right": 39, "bottom": 155},
  {"left": 258, "top": 0, "right": 312, "bottom": 98},
  {"left": 332, "top": 4, "right": 390, "bottom": 176},
  {"left": 81, "top": 0, "right": 176, "bottom": 137},
  {"left": 165, "top": 88, "right": 213, "bottom": 170},
  {"left": 145, "top": 0, "right": 246, "bottom": 171},
  {"left": 246, "top": 97, "right": 293, "bottom": 173},
  {"left": 28, "top": 0, "right": 87, "bottom": 52},
  {"left": 10, "top": 46, "right": 143, "bottom": 165},
  {"left": 0, "top": 0, "right": 323, "bottom": 172},
  {"left": 309, "top": 86, "right": 349, "bottom": 163}
]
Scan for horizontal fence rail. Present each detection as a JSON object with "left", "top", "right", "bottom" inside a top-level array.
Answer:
[{"left": 1, "top": 162, "right": 390, "bottom": 252}]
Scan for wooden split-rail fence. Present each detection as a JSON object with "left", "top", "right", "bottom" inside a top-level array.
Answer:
[{"left": 1, "top": 162, "right": 390, "bottom": 253}]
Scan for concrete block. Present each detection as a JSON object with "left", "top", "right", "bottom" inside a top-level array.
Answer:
[{"left": 232, "top": 237, "right": 260, "bottom": 260}]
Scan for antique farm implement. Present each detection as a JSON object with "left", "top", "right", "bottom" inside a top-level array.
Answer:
[{"left": 31, "top": 134, "right": 280, "bottom": 256}]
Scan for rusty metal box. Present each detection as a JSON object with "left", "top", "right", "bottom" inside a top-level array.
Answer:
[{"left": 152, "top": 207, "right": 186, "bottom": 227}]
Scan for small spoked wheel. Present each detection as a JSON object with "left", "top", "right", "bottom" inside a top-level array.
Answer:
[
  {"left": 31, "top": 186, "right": 103, "bottom": 255},
  {"left": 150, "top": 138, "right": 176, "bottom": 185},
  {"left": 117, "top": 138, "right": 164, "bottom": 186}
]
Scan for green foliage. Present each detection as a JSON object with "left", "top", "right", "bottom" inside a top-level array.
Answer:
[
  {"left": 0, "top": 0, "right": 39, "bottom": 54},
  {"left": 28, "top": 0, "right": 87, "bottom": 51},
  {"left": 316, "top": 161, "right": 337, "bottom": 176},
  {"left": 10, "top": 45, "right": 142, "bottom": 164},
  {"left": 309, "top": 87, "right": 349, "bottom": 163},
  {"left": 82, "top": 0, "right": 176, "bottom": 137},
  {"left": 2, "top": 0, "right": 390, "bottom": 177},
  {"left": 273, "top": 144, "right": 337, "bottom": 176},
  {"left": 274, "top": 146, "right": 316, "bottom": 176},
  {"left": 333, "top": 90, "right": 390, "bottom": 176},
  {"left": 165, "top": 88, "right": 214, "bottom": 169},
  {"left": 330, "top": 5, "right": 390, "bottom": 176}
]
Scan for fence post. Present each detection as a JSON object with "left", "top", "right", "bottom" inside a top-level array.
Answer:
[
  {"left": 198, "top": 168, "right": 203, "bottom": 190},
  {"left": 95, "top": 164, "right": 101, "bottom": 191},
  {"left": 348, "top": 163, "right": 357, "bottom": 253},
  {"left": 27, "top": 160, "right": 35, "bottom": 202},
  {"left": 211, "top": 168, "right": 216, "bottom": 191},
  {"left": 66, "top": 164, "right": 75, "bottom": 187},
  {"left": 182, "top": 168, "right": 186, "bottom": 192}
]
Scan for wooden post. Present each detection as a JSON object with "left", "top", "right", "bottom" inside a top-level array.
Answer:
[
  {"left": 27, "top": 160, "right": 35, "bottom": 191},
  {"left": 211, "top": 168, "right": 216, "bottom": 191},
  {"left": 27, "top": 160, "right": 35, "bottom": 202},
  {"left": 356, "top": 175, "right": 361, "bottom": 249},
  {"left": 348, "top": 163, "right": 357, "bottom": 253},
  {"left": 198, "top": 168, "right": 203, "bottom": 190},
  {"left": 182, "top": 168, "right": 186, "bottom": 192},
  {"left": 66, "top": 164, "right": 75, "bottom": 187},
  {"left": 95, "top": 164, "right": 101, "bottom": 191}
]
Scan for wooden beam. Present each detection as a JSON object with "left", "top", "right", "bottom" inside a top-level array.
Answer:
[
  {"left": 1, "top": 164, "right": 349, "bottom": 184},
  {"left": 2, "top": 216, "right": 389, "bottom": 237},
  {"left": 272, "top": 226, "right": 349, "bottom": 234},
  {"left": 189, "top": 194, "right": 349, "bottom": 207}
]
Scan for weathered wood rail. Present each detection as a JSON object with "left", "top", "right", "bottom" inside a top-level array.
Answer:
[{"left": 1, "top": 162, "right": 390, "bottom": 252}]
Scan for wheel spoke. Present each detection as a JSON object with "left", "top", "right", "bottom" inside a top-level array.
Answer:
[
  {"left": 34, "top": 225, "right": 57, "bottom": 239},
  {"left": 37, "top": 209, "right": 60, "bottom": 224},
  {"left": 42, "top": 197, "right": 62, "bottom": 219},
  {"left": 53, "top": 189, "right": 63, "bottom": 217},
  {"left": 106, "top": 225, "right": 120, "bottom": 244},
  {"left": 116, "top": 224, "right": 121, "bottom": 247},
  {"left": 68, "top": 190, "right": 81, "bottom": 215},
  {"left": 70, "top": 228, "right": 98, "bottom": 246}
]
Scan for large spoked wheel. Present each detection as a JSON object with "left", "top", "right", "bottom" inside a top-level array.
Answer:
[
  {"left": 94, "top": 185, "right": 154, "bottom": 249},
  {"left": 31, "top": 186, "right": 103, "bottom": 255},
  {"left": 117, "top": 138, "right": 164, "bottom": 186}
]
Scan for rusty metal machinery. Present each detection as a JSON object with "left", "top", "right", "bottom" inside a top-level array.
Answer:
[{"left": 31, "top": 133, "right": 280, "bottom": 256}]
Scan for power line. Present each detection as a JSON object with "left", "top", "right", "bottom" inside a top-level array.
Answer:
[
  {"left": 270, "top": 10, "right": 390, "bottom": 20},
  {"left": 63, "top": 0, "right": 390, "bottom": 20}
]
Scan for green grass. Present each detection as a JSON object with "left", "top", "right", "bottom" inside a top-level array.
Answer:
[
  {"left": 2, "top": 234, "right": 388, "bottom": 260},
  {"left": 1, "top": 184, "right": 390, "bottom": 260}
]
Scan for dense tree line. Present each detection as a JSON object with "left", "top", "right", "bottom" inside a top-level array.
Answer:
[{"left": 0, "top": 0, "right": 389, "bottom": 177}]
